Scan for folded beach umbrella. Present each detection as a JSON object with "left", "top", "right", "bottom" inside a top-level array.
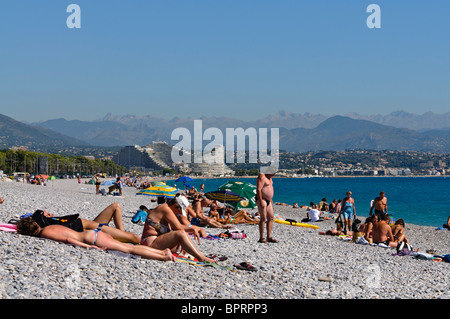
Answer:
[
  {"left": 218, "top": 181, "right": 258, "bottom": 209},
  {"left": 136, "top": 184, "right": 179, "bottom": 198},
  {"left": 205, "top": 190, "right": 244, "bottom": 203}
]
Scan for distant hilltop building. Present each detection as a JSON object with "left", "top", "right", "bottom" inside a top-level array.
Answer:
[{"left": 112, "top": 141, "right": 234, "bottom": 176}]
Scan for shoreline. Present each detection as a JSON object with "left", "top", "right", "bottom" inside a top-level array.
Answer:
[
  {"left": 0, "top": 179, "right": 449, "bottom": 300},
  {"left": 166, "top": 175, "right": 448, "bottom": 179}
]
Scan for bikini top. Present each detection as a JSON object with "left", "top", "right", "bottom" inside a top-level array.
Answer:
[{"left": 145, "top": 216, "right": 171, "bottom": 236}]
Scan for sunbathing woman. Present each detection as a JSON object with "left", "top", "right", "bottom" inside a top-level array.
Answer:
[
  {"left": 220, "top": 209, "right": 259, "bottom": 225},
  {"left": 319, "top": 229, "right": 348, "bottom": 236},
  {"left": 31, "top": 202, "right": 140, "bottom": 244},
  {"left": 140, "top": 194, "right": 215, "bottom": 263},
  {"left": 16, "top": 217, "right": 175, "bottom": 262}
]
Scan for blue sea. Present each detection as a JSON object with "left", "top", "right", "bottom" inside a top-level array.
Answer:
[{"left": 166, "top": 176, "right": 450, "bottom": 228}]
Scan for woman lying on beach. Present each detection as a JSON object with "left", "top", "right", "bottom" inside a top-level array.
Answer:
[
  {"left": 31, "top": 202, "right": 140, "bottom": 244},
  {"left": 219, "top": 209, "right": 259, "bottom": 225},
  {"left": 140, "top": 194, "right": 215, "bottom": 263},
  {"left": 319, "top": 229, "right": 349, "bottom": 236},
  {"left": 16, "top": 217, "right": 175, "bottom": 262}
]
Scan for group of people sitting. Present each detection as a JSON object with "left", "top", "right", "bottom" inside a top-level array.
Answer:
[{"left": 320, "top": 213, "right": 410, "bottom": 248}]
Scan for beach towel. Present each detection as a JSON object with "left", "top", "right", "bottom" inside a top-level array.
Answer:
[
  {"left": 219, "top": 228, "right": 247, "bottom": 239},
  {"left": 356, "top": 236, "right": 369, "bottom": 245},
  {"left": 0, "top": 223, "right": 17, "bottom": 233}
]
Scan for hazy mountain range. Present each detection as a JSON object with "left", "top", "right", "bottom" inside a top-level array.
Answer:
[
  {"left": 0, "top": 113, "right": 89, "bottom": 152},
  {"left": 1, "top": 110, "right": 449, "bottom": 153}
]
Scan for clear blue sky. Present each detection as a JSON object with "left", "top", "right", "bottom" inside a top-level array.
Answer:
[{"left": 1, "top": 0, "right": 449, "bottom": 122}]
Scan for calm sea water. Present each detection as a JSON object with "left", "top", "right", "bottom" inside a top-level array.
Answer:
[{"left": 166, "top": 176, "right": 450, "bottom": 228}]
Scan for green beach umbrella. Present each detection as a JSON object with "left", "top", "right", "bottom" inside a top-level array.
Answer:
[{"left": 218, "top": 181, "right": 257, "bottom": 209}]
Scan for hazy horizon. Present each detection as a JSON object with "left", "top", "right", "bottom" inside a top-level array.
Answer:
[{"left": 8, "top": 109, "right": 447, "bottom": 125}]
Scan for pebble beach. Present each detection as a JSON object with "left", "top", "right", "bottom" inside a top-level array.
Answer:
[{"left": 0, "top": 179, "right": 449, "bottom": 301}]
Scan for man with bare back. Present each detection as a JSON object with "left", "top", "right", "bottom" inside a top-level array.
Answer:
[
  {"left": 256, "top": 168, "right": 278, "bottom": 243},
  {"left": 371, "top": 214, "right": 398, "bottom": 248}
]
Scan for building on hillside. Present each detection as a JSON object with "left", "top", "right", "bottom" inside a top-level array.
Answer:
[
  {"left": 112, "top": 142, "right": 176, "bottom": 172},
  {"left": 112, "top": 142, "right": 234, "bottom": 176}
]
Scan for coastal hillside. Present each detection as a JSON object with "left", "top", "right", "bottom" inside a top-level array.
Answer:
[
  {"left": 0, "top": 113, "right": 89, "bottom": 152},
  {"left": 279, "top": 116, "right": 450, "bottom": 152}
]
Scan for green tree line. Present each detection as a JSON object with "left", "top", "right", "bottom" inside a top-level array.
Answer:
[{"left": 0, "top": 149, "right": 126, "bottom": 176}]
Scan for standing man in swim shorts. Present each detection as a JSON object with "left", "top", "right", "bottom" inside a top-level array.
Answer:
[
  {"left": 256, "top": 167, "right": 277, "bottom": 243},
  {"left": 370, "top": 191, "right": 388, "bottom": 221}
]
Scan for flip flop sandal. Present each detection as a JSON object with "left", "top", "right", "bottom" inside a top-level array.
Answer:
[
  {"left": 234, "top": 262, "right": 257, "bottom": 271},
  {"left": 258, "top": 238, "right": 267, "bottom": 243},
  {"left": 207, "top": 254, "right": 228, "bottom": 262},
  {"left": 267, "top": 237, "right": 278, "bottom": 243}
]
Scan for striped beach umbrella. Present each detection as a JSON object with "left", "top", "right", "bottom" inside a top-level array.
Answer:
[
  {"left": 136, "top": 184, "right": 179, "bottom": 198},
  {"left": 205, "top": 190, "right": 244, "bottom": 203}
]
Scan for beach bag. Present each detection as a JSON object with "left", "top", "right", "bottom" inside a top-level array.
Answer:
[
  {"left": 131, "top": 210, "right": 147, "bottom": 224},
  {"left": 351, "top": 218, "right": 361, "bottom": 232},
  {"left": 31, "top": 210, "right": 83, "bottom": 232},
  {"left": 396, "top": 241, "right": 412, "bottom": 253}
]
